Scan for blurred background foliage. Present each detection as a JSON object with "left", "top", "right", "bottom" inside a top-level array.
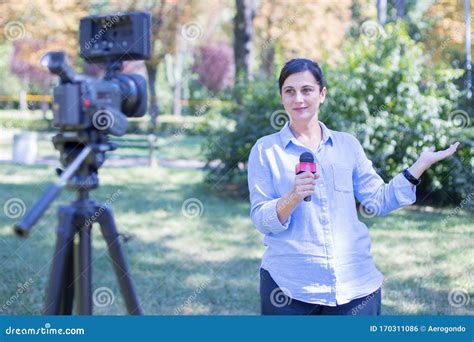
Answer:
[{"left": 0, "top": 0, "right": 472, "bottom": 207}]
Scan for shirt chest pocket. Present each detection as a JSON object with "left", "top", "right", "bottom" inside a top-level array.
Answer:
[{"left": 331, "top": 163, "right": 353, "bottom": 193}]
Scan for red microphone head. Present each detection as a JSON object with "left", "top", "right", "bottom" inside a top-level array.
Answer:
[{"left": 295, "top": 152, "right": 316, "bottom": 174}]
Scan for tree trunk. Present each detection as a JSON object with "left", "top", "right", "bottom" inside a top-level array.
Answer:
[
  {"left": 261, "top": 45, "right": 275, "bottom": 77},
  {"left": 146, "top": 62, "right": 159, "bottom": 133},
  {"left": 173, "top": 26, "right": 184, "bottom": 117},
  {"left": 19, "top": 90, "right": 27, "bottom": 112},
  {"left": 377, "top": 0, "right": 387, "bottom": 26},
  {"left": 233, "top": 0, "right": 256, "bottom": 82},
  {"left": 465, "top": 0, "right": 472, "bottom": 99},
  {"left": 261, "top": 8, "right": 275, "bottom": 77},
  {"left": 395, "top": 0, "right": 405, "bottom": 18},
  {"left": 145, "top": 61, "right": 159, "bottom": 168}
]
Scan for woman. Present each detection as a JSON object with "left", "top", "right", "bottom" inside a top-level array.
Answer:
[{"left": 247, "top": 58, "right": 460, "bottom": 315}]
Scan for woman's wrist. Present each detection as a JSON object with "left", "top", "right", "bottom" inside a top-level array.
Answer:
[
  {"left": 276, "top": 190, "right": 300, "bottom": 224},
  {"left": 407, "top": 158, "right": 431, "bottom": 179},
  {"left": 277, "top": 190, "right": 299, "bottom": 211}
]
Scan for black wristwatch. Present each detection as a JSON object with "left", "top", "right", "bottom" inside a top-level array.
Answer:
[{"left": 403, "top": 168, "right": 421, "bottom": 186}]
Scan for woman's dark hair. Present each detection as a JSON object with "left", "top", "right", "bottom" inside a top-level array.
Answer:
[{"left": 278, "top": 58, "right": 326, "bottom": 93}]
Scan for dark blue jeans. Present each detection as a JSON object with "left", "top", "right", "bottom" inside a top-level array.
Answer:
[{"left": 260, "top": 268, "right": 381, "bottom": 315}]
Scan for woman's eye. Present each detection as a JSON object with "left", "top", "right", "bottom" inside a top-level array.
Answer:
[
  {"left": 285, "top": 89, "right": 294, "bottom": 94},
  {"left": 303, "top": 88, "right": 312, "bottom": 93}
]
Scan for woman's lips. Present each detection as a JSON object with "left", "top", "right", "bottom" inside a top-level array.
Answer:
[{"left": 293, "top": 107, "right": 308, "bottom": 112}]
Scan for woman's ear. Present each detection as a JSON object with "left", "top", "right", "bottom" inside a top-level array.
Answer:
[{"left": 320, "top": 86, "right": 327, "bottom": 104}]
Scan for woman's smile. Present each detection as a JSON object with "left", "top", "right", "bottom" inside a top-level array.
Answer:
[{"left": 293, "top": 106, "right": 308, "bottom": 112}]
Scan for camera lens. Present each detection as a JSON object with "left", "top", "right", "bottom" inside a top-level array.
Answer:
[{"left": 113, "top": 74, "right": 148, "bottom": 117}]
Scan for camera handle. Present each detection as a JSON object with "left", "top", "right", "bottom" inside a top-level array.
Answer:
[{"left": 13, "top": 145, "right": 92, "bottom": 237}]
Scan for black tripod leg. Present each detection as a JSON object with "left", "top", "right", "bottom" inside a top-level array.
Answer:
[
  {"left": 75, "top": 222, "right": 93, "bottom": 315},
  {"left": 59, "top": 240, "right": 75, "bottom": 315},
  {"left": 43, "top": 206, "right": 76, "bottom": 315},
  {"left": 96, "top": 205, "right": 144, "bottom": 315}
]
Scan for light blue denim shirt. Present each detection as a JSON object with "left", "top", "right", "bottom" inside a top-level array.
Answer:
[{"left": 247, "top": 121, "right": 416, "bottom": 305}]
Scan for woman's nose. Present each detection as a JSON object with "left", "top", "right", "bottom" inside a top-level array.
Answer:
[{"left": 295, "top": 91, "right": 304, "bottom": 103}]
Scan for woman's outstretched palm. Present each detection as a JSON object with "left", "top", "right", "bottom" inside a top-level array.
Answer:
[{"left": 419, "top": 142, "right": 460, "bottom": 167}]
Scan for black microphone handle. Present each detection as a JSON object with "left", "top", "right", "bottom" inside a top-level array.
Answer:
[{"left": 296, "top": 170, "right": 314, "bottom": 202}]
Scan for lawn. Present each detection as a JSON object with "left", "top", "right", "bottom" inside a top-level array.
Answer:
[
  {"left": 0, "top": 160, "right": 472, "bottom": 315},
  {"left": 0, "top": 131, "right": 206, "bottom": 162}
]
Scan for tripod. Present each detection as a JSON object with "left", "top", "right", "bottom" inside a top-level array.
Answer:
[{"left": 14, "top": 142, "right": 143, "bottom": 315}]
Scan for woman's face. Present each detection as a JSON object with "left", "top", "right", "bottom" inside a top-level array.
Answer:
[{"left": 280, "top": 70, "right": 326, "bottom": 124}]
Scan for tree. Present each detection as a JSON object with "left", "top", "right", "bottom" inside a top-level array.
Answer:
[
  {"left": 0, "top": 0, "right": 88, "bottom": 113},
  {"left": 233, "top": 0, "right": 256, "bottom": 82},
  {"left": 463, "top": 0, "right": 471, "bottom": 99},
  {"left": 192, "top": 43, "right": 234, "bottom": 94},
  {"left": 0, "top": 0, "right": 89, "bottom": 65},
  {"left": 395, "top": 0, "right": 405, "bottom": 18},
  {"left": 377, "top": 0, "right": 387, "bottom": 25},
  {"left": 253, "top": 0, "right": 352, "bottom": 75}
]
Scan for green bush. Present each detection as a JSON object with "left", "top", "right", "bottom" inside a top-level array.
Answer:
[
  {"left": 204, "top": 22, "right": 472, "bottom": 206},
  {"left": 203, "top": 80, "right": 284, "bottom": 197},
  {"left": 323, "top": 22, "right": 472, "bottom": 207}
]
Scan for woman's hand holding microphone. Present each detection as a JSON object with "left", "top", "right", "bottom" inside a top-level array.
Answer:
[
  {"left": 292, "top": 166, "right": 320, "bottom": 202},
  {"left": 277, "top": 164, "right": 320, "bottom": 225}
]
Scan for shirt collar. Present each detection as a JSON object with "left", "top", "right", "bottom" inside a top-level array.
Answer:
[{"left": 279, "top": 120, "right": 333, "bottom": 149}]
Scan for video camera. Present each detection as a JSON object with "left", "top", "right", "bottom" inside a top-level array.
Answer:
[{"left": 42, "top": 12, "right": 151, "bottom": 137}]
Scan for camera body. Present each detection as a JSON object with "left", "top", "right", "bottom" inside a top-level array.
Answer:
[{"left": 44, "top": 12, "right": 151, "bottom": 137}]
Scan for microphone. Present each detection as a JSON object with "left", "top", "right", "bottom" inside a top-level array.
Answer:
[{"left": 295, "top": 152, "right": 316, "bottom": 202}]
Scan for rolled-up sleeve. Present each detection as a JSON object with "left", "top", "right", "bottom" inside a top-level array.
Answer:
[
  {"left": 247, "top": 142, "right": 291, "bottom": 234},
  {"left": 352, "top": 137, "right": 416, "bottom": 216}
]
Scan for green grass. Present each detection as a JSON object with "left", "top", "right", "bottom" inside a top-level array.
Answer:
[
  {"left": 0, "top": 163, "right": 472, "bottom": 315},
  {"left": 0, "top": 132, "right": 206, "bottom": 161}
]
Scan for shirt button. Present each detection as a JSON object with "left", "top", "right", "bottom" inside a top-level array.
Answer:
[
  {"left": 322, "top": 206, "right": 327, "bottom": 211},
  {"left": 319, "top": 183, "right": 324, "bottom": 187}
]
